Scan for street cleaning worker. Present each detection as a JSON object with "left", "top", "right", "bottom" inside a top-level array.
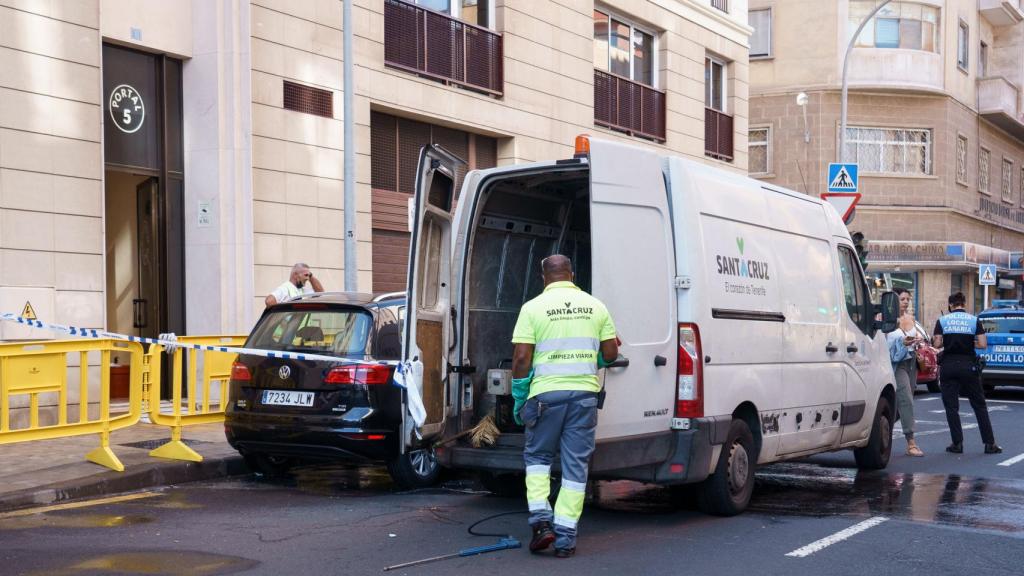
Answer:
[
  {"left": 932, "top": 291, "right": 1002, "bottom": 455},
  {"left": 510, "top": 254, "right": 618, "bottom": 558}
]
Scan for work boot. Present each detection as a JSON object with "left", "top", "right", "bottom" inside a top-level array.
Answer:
[
  {"left": 554, "top": 547, "right": 576, "bottom": 558},
  {"left": 985, "top": 443, "right": 1003, "bottom": 454},
  {"left": 945, "top": 443, "right": 963, "bottom": 454},
  {"left": 529, "top": 522, "right": 555, "bottom": 553}
]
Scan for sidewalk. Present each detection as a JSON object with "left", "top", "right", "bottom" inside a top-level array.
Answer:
[{"left": 0, "top": 420, "right": 247, "bottom": 513}]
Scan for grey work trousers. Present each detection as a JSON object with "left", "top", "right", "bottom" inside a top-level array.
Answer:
[
  {"left": 522, "top": 390, "right": 598, "bottom": 551},
  {"left": 893, "top": 358, "right": 917, "bottom": 440}
]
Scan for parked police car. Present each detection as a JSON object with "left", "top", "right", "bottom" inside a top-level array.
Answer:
[{"left": 979, "top": 300, "right": 1024, "bottom": 391}]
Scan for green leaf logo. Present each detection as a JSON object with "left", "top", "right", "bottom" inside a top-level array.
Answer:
[{"left": 736, "top": 237, "right": 745, "bottom": 255}]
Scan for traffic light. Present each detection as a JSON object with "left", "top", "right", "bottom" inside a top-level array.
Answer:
[{"left": 851, "top": 232, "right": 869, "bottom": 271}]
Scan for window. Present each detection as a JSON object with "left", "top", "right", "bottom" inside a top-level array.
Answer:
[
  {"left": 749, "top": 8, "right": 771, "bottom": 58},
  {"left": 958, "top": 20, "right": 969, "bottom": 71},
  {"left": 749, "top": 126, "right": 770, "bottom": 175},
  {"left": 593, "top": 10, "right": 655, "bottom": 87},
  {"left": 842, "top": 127, "right": 932, "bottom": 175},
  {"left": 849, "top": 1, "right": 940, "bottom": 53},
  {"left": 415, "top": 0, "right": 492, "bottom": 27},
  {"left": 1003, "top": 158, "right": 1014, "bottom": 202},
  {"left": 956, "top": 134, "right": 968, "bottom": 185},
  {"left": 1020, "top": 166, "right": 1024, "bottom": 204},
  {"left": 980, "top": 42, "right": 988, "bottom": 77},
  {"left": 838, "top": 246, "right": 872, "bottom": 335},
  {"left": 705, "top": 57, "right": 726, "bottom": 112},
  {"left": 980, "top": 147, "right": 991, "bottom": 193}
]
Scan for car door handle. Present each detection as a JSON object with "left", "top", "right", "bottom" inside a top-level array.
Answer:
[
  {"left": 847, "top": 343, "right": 859, "bottom": 353},
  {"left": 825, "top": 342, "right": 839, "bottom": 354}
]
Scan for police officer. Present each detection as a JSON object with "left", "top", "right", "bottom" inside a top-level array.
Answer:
[
  {"left": 932, "top": 292, "right": 1002, "bottom": 454},
  {"left": 510, "top": 254, "right": 618, "bottom": 558}
]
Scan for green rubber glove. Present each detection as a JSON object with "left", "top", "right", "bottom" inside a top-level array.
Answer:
[
  {"left": 511, "top": 369, "right": 533, "bottom": 426},
  {"left": 598, "top": 354, "right": 613, "bottom": 368}
]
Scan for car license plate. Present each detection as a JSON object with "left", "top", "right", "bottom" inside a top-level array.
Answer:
[
  {"left": 262, "top": 390, "right": 315, "bottom": 407},
  {"left": 993, "top": 345, "right": 1024, "bottom": 353}
]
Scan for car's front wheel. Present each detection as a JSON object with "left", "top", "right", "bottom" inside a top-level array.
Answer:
[
  {"left": 854, "top": 396, "right": 892, "bottom": 470},
  {"left": 387, "top": 447, "right": 441, "bottom": 489}
]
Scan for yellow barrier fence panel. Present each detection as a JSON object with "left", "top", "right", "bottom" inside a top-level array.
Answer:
[
  {"left": 148, "top": 335, "right": 246, "bottom": 462},
  {"left": 0, "top": 339, "right": 144, "bottom": 472}
]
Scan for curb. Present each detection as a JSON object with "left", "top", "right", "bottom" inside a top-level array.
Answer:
[{"left": 0, "top": 454, "right": 249, "bottom": 513}]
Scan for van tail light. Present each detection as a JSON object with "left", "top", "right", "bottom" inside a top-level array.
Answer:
[
  {"left": 324, "top": 364, "right": 393, "bottom": 385},
  {"left": 675, "top": 323, "right": 703, "bottom": 419},
  {"left": 231, "top": 362, "right": 252, "bottom": 382}
]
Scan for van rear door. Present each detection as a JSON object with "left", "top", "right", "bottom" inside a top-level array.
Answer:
[
  {"left": 588, "top": 140, "right": 676, "bottom": 440},
  {"left": 404, "top": 145, "right": 460, "bottom": 441}
]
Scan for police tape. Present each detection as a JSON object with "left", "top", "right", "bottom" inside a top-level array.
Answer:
[{"left": 0, "top": 313, "right": 398, "bottom": 366}]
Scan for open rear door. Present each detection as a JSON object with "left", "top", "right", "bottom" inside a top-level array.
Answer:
[
  {"left": 588, "top": 140, "right": 677, "bottom": 440},
  {"left": 403, "top": 145, "right": 460, "bottom": 441}
]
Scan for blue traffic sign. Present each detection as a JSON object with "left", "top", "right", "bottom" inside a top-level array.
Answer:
[
  {"left": 828, "top": 163, "right": 858, "bottom": 192},
  {"left": 979, "top": 264, "right": 997, "bottom": 286}
]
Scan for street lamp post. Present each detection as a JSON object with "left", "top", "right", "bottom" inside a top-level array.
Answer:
[{"left": 840, "top": 0, "right": 893, "bottom": 162}]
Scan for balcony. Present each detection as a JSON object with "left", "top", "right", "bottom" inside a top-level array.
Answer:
[
  {"left": 980, "top": 0, "right": 1024, "bottom": 27},
  {"left": 593, "top": 70, "right": 666, "bottom": 142},
  {"left": 710, "top": 0, "right": 728, "bottom": 13},
  {"left": 384, "top": 0, "right": 503, "bottom": 96},
  {"left": 978, "top": 76, "right": 1024, "bottom": 141},
  {"left": 705, "top": 108, "right": 733, "bottom": 161}
]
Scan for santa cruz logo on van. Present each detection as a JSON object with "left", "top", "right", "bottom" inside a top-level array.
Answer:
[{"left": 716, "top": 237, "right": 770, "bottom": 280}]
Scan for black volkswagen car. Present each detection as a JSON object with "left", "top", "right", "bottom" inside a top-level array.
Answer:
[{"left": 225, "top": 291, "right": 440, "bottom": 488}]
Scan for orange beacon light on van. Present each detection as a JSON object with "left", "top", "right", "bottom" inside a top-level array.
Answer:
[{"left": 574, "top": 134, "right": 590, "bottom": 158}]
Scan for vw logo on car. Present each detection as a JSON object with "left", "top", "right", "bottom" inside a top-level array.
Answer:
[{"left": 278, "top": 365, "right": 291, "bottom": 380}]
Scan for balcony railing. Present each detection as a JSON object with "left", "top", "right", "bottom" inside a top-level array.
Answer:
[
  {"left": 593, "top": 70, "right": 666, "bottom": 142},
  {"left": 705, "top": 107, "right": 733, "bottom": 161},
  {"left": 711, "top": 0, "right": 728, "bottom": 13},
  {"left": 384, "top": 0, "right": 503, "bottom": 96}
]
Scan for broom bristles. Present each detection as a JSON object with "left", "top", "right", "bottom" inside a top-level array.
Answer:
[{"left": 469, "top": 414, "right": 500, "bottom": 448}]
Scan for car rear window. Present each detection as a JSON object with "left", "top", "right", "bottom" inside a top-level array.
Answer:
[
  {"left": 981, "top": 316, "right": 1024, "bottom": 334},
  {"left": 248, "top": 307, "right": 374, "bottom": 357}
]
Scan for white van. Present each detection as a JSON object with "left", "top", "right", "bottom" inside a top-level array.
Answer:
[{"left": 400, "top": 136, "right": 900, "bottom": 515}]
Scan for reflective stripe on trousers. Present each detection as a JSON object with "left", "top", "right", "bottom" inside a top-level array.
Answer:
[{"left": 522, "top": 390, "right": 599, "bottom": 550}]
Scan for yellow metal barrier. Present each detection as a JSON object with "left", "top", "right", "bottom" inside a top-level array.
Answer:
[
  {"left": 0, "top": 339, "right": 143, "bottom": 472},
  {"left": 146, "top": 335, "right": 247, "bottom": 462}
]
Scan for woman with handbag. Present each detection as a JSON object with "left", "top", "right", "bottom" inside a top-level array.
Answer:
[{"left": 886, "top": 288, "right": 925, "bottom": 457}]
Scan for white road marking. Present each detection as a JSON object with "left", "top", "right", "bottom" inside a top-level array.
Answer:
[
  {"left": 910, "top": 424, "right": 977, "bottom": 437},
  {"left": 785, "top": 517, "right": 889, "bottom": 558},
  {"left": 998, "top": 453, "right": 1024, "bottom": 467},
  {"left": 920, "top": 397, "right": 940, "bottom": 402}
]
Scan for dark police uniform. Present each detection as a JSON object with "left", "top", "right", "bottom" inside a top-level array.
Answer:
[{"left": 933, "top": 309, "right": 996, "bottom": 447}]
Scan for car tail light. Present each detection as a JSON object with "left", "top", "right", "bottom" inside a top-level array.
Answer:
[
  {"left": 324, "top": 364, "right": 392, "bottom": 385},
  {"left": 675, "top": 323, "right": 703, "bottom": 419},
  {"left": 231, "top": 362, "right": 252, "bottom": 382}
]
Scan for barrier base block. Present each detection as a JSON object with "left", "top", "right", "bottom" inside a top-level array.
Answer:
[
  {"left": 150, "top": 440, "right": 203, "bottom": 462},
  {"left": 86, "top": 446, "right": 125, "bottom": 472}
]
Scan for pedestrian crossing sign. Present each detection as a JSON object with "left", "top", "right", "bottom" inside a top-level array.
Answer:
[
  {"left": 979, "top": 264, "right": 997, "bottom": 286},
  {"left": 828, "top": 163, "right": 859, "bottom": 192}
]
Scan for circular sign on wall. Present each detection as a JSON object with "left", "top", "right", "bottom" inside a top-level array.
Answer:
[{"left": 108, "top": 84, "right": 145, "bottom": 134}]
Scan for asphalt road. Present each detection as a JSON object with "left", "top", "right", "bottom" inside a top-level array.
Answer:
[{"left": 2, "top": 388, "right": 1023, "bottom": 576}]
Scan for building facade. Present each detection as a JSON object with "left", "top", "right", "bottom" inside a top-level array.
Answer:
[
  {"left": 0, "top": 0, "right": 750, "bottom": 340},
  {"left": 748, "top": 0, "right": 1024, "bottom": 328}
]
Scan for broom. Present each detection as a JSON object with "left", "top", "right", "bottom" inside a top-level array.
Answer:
[{"left": 434, "top": 414, "right": 501, "bottom": 448}]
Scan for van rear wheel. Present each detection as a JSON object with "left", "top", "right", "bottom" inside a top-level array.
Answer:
[
  {"left": 696, "top": 419, "right": 755, "bottom": 517},
  {"left": 854, "top": 396, "right": 892, "bottom": 470}
]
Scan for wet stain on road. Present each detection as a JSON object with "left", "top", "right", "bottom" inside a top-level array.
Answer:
[
  {"left": 588, "top": 463, "right": 1024, "bottom": 535},
  {"left": 26, "top": 551, "right": 258, "bottom": 576},
  {"left": 0, "top": 513, "right": 154, "bottom": 530},
  {"left": 750, "top": 463, "right": 1024, "bottom": 534}
]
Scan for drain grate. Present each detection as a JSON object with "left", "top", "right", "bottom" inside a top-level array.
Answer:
[{"left": 120, "top": 438, "right": 211, "bottom": 450}]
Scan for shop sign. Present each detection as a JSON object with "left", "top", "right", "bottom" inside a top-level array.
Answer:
[
  {"left": 108, "top": 84, "right": 145, "bottom": 134},
  {"left": 866, "top": 241, "right": 966, "bottom": 263},
  {"left": 998, "top": 278, "right": 1016, "bottom": 290}
]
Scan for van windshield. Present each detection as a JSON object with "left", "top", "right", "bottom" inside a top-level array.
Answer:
[
  {"left": 248, "top": 307, "right": 374, "bottom": 357},
  {"left": 980, "top": 316, "right": 1024, "bottom": 334}
]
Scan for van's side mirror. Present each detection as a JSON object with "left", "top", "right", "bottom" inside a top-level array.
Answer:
[{"left": 876, "top": 292, "right": 900, "bottom": 333}]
